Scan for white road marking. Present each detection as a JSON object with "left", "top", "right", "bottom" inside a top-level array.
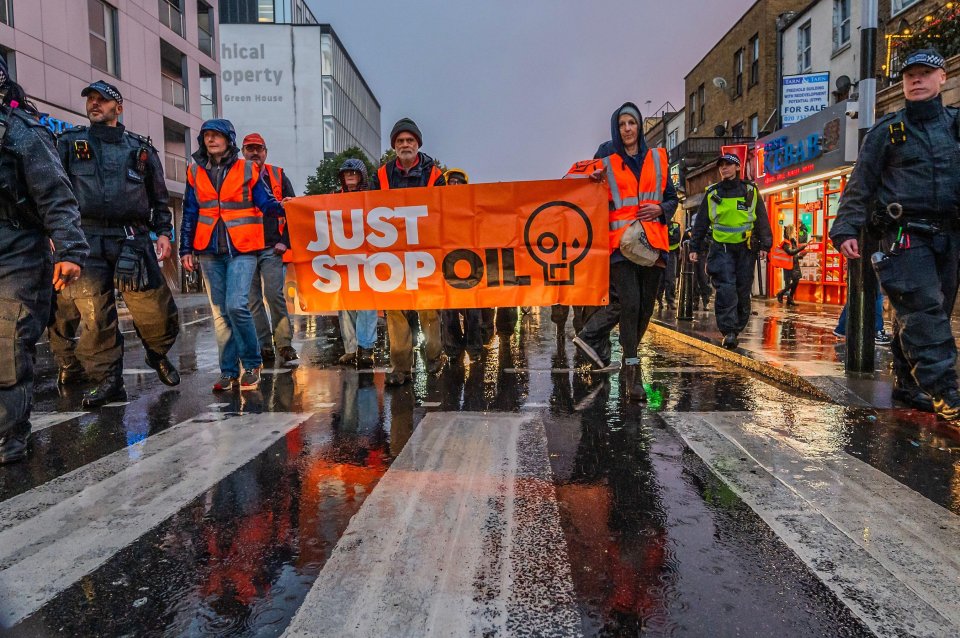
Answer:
[
  {"left": 284, "top": 413, "right": 581, "bottom": 638},
  {"left": 30, "top": 412, "right": 87, "bottom": 433},
  {"left": 122, "top": 369, "right": 156, "bottom": 375},
  {"left": 101, "top": 402, "right": 130, "bottom": 408},
  {"left": 419, "top": 402, "right": 441, "bottom": 408},
  {"left": 0, "top": 410, "right": 312, "bottom": 628},
  {"left": 261, "top": 369, "right": 293, "bottom": 375},
  {"left": 663, "top": 411, "right": 960, "bottom": 638}
]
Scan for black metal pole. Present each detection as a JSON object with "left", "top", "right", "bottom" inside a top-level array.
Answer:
[
  {"left": 677, "top": 239, "right": 695, "bottom": 321},
  {"left": 846, "top": 0, "right": 878, "bottom": 373}
]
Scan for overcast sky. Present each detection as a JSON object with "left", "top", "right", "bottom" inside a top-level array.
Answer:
[{"left": 308, "top": 0, "right": 756, "bottom": 182}]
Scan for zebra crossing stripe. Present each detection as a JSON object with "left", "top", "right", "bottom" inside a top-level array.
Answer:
[
  {"left": 284, "top": 412, "right": 581, "bottom": 638},
  {"left": 0, "top": 411, "right": 312, "bottom": 629},
  {"left": 662, "top": 411, "right": 960, "bottom": 638},
  {"left": 30, "top": 412, "right": 87, "bottom": 433}
]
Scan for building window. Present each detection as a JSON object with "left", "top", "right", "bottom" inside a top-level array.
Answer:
[
  {"left": 0, "top": 0, "right": 12, "bottom": 27},
  {"left": 158, "top": 0, "right": 183, "bottom": 37},
  {"left": 200, "top": 68, "right": 217, "bottom": 120},
  {"left": 797, "top": 21, "right": 812, "bottom": 73},
  {"left": 258, "top": 0, "right": 274, "bottom": 22},
  {"left": 750, "top": 35, "right": 760, "bottom": 86},
  {"left": 833, "top": 0, "right": 851, "bottom": 51},
  {"left": 697, "top": 83, "right": 705, "bottom": 124},
  {"left": 689, "top": 93, "right": 697, "bottom": 130},
  {"left": 667, "top": 130, "right": 678, "bottom": 150},
  {"left": 750, "top": 113, "right": 759, "bottom": 138},
  {"left": 732, "top": 122, "right": 745, "bottom": 138},
  {"left": 89, "top": 0, "right": 119, "bottom": 77},
  {"left": 197, "top": 1, "right": 214, "bottom": 57},
  {"left": 734, "top": 48, "right": 744, "bottom": 97},
  {"left": 892, "top": 0, "right": 921, "bottom": 16}
]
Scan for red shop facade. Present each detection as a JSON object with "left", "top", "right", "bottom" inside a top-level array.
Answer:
[{"left": 755, "top": 102, "right": 858, "bottom": 305}]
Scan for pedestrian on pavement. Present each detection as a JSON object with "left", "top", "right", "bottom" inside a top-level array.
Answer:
[
  {"left": 179, "top": 119, "right": 286, "bottom": 392},
  {"left": 439, "top": 168, "right": 485, "bottom": 363},
  {"left": 335, "top": 158, "right": 376, "bottom": 369},
  {"left": 832, "top": 292, "right": 890, "bottom": 344},
  {"left": 567, "top": 102, "right": 679, "bottom": 401},
  {"left": 54, "top": 80, "right": 181, "bottom": 407},
  {"left": 689, "top": 153, "right": 772, "bottom": 349},
  {"left": 0, "top": 64, "right": 88, "bottom": 464},
  {"left": 241, "top": 133, "right": 299, "bottom": 368},
  {"left": 830, "top": 48, "right": 960, "bottom": 419},
  {"left": 657, "top": 219, "right": 682, "bottom": 311},
  {"left": 773, "top": 225, "right": 807, "bottom": 306},
  {"left": 370, "top": 118, "right": 446, "bottom": 386},
  {"left": 682, "top": 224, "right": 712, "bottom": 311}
]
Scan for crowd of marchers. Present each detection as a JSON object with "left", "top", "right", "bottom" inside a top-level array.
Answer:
[{"left": 1, "top": 45, "right": 960, "bottom": 466}]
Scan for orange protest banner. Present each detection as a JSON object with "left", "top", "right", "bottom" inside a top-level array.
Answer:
[{"left": 283, "top": 179, "right": 610, "bottom": 312}]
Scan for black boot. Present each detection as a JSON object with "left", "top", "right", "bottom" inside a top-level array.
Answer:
[
  {"left": 622, "top": 363, "right": 647, "bottom": 403},
  {"left": 892, "top": 381, "right": 935, "bottom": 412},
  {"left": 776, "top": 291, "right": 784, "bottom": 303},
  {"left": 145, "top": 353, "right": 180, "bottom": 386},
  {"left": 82, "top": 375, "right": 127, "bottom": 408},
  {"left": 0, "top": 423, "right": 29, "bottom": 465},
  {"left": 356, "top": 347, "right": 374, "bottom": 369},
  {"left": 934, "top": 389, "right": 960, "bottom": 423},
  {"left": 57, "top": 363, "right": 84, "bottom": 386},
  {"left": 722, "top": 333, "right": 739, "bottom": 349}
]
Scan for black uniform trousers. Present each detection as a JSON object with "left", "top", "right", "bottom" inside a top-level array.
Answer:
[
  {"left": 874, "top": 229, "right": 960, "bottom": 396},
  {"left": 480, "top": 307, "right": 518, "bottom": 342},
  {"left": 442, "top": 309, "right": 483, "bottom": 355},
  {"left": 0, "top": 223, "right": 53, "bottom": 440},
  {"left": 551, "top": 305, "right": 589, "bottom": 333},
  {"left": 658, "top": 249, "right": 679, "bottom": 305},
  {"left": 578, "top": 260, "right": 662, "bottom": 364},
  {"left": 694, "top": 252, "right": 712, "bottom": 309},
  {"left": 706, "top": 241, "right": 756, "bottom": 336},
  {"left": 52, "top": 230, "right": 179, "bottom": 380}
]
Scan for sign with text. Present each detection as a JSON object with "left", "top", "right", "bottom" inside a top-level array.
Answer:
[
  {"left": 284, "top": 180, "right": 610, "bottom": 312},
  {"left": 781, "top": 73, "right": 830, "bottom": 126}
]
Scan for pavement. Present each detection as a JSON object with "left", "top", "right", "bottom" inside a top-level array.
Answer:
[
  {"left": 650, "top": 298, "right": 913, "bottom": 408},
  {"left": 3, "top": 295, "right": 960, "bottom": 636}
]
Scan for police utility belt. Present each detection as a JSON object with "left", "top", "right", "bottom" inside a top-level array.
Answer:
[
  {"left": 81, "top": 219, "right": 153, "bottom": 293},
  {"left": 872, "top": 202, "right": 957, "bottom": 236}
]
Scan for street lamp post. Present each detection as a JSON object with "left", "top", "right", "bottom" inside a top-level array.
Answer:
[{"left": 846, "top": 0, "right": 879, "bottom": 373}]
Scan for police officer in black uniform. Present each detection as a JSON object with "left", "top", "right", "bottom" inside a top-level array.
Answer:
[
  {"left": 54, "top": 81, "right": 180, "bottom": 407},
  {"left": 0, "top": 61, "right": 88, "bottom": 464},
  {"left": 830, "top": 48, "right": 960, "bottom": 421},
  {"left": 689, "top": 153, "right": 772, "bottom": 349}
]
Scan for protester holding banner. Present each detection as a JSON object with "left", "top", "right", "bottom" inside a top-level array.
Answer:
[
  {"left": 370, "top": 118, "right": 447, "bottom": 386},
  {"left": 179, "top": 119, "right": 286, "bottom": 392},
  {"left": 567, "top": 102, "right": 679, "bottom": 402},
  {"left": 336, "top": 158, "right": 377, "bottom": 369}
]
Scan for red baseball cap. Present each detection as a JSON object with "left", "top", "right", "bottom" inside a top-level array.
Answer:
[{"left": 242, "top": 133, "right": 266, "bottom": 148}]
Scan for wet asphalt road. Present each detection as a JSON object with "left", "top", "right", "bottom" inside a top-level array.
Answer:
[{"left": 3, "top": 297, "right": 960, "bottom": 636}]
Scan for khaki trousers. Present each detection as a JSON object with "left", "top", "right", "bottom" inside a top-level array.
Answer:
[{"left": 386, "top": 310, "right": 442, "bottom": 373}]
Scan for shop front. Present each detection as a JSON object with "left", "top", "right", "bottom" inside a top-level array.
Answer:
[{"left": 755, "top": 102, "right": 859, "bottom": 305}]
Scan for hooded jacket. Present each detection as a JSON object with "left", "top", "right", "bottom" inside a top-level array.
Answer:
[
  {"left": 370, "top": 152, "right": 446, "bottom": 190},
  {"left": 594, "top": 102, "right": 679, "bottom": 262},
  {"left": 337, "top": 158, "right": 370, "bottom": 192},
  {"left": 180, "top": 119, "right": 284, "bottom": 256}
]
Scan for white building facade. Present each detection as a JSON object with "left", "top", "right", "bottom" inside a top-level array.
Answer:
[{"left": 219, "top": 23, "right": 380, "bottom": 194}]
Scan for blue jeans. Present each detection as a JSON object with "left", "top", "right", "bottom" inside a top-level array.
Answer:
[
  {"left": 200, "top": 253, "right": 261, "bottom": 377},
  {"left": 835, "top": 292, "right": 885, "bottom": 335},
  {"left": 339, "top": 310, "right": 377, "bottom": 352}
]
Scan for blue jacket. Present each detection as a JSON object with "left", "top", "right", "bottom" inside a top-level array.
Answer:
[{"left": 180, "top": 150, "right": 284, "bottom": 256}]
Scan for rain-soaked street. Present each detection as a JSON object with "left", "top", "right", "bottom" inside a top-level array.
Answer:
[{"left": 3, "top": 298, "right": 960, "bottom": 637}]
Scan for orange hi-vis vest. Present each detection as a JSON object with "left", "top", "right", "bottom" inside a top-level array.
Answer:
[
  {"left": 261, "top": 163, "right": 295, "bottom": 263},
  {"left": 566, "top": 148, "right": 670, "bottom": 254},
  {"left": 377, "top": 163, "right": 442, "bottom": 190},
  {"left": 187, "top": 159, "right": 265, "bottom": 253}
]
